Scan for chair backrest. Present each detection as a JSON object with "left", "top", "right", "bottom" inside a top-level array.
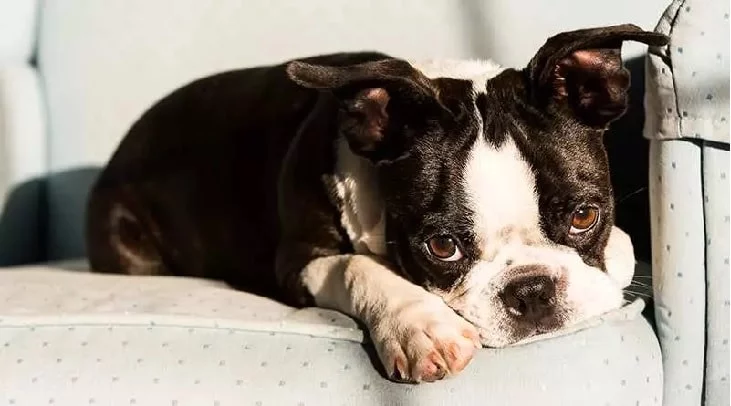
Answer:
[
  {"left": 0, "top": 0, "right": 46, "bottom": 265},
  {"left": 2, "top": 0, "right": 670, "bottom": 262}
]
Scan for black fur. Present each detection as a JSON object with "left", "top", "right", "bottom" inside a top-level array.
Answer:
[{"left": 85, "top": 25, "right": 668, "bottom": 307}]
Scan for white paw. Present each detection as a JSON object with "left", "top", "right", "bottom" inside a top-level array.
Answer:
[{"left": 369, "top": 297, "right": 480, "bottom": 383}]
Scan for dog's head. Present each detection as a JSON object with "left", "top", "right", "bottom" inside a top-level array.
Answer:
[{"left": 288, "top": 25, "right": 668, "bottom": 346}]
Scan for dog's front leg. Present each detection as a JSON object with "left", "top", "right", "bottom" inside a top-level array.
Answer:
[{"left": 301, "top": 254, "right": 480, "bottom": 382}]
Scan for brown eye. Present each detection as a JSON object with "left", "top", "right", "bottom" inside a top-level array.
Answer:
[
  {"left": 426, "top": 235, "right": 463, "bottom": 261},
  {"left": 570, "top": 206, "right": 600, "bottom": 234}
]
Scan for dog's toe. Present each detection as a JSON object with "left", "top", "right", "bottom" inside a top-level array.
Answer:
[
  {"left": 372, "top": 297, "right": 479, "bottom": 383},
  {"left": 413, "top": 351, "right": 448, "bottom": 382}
]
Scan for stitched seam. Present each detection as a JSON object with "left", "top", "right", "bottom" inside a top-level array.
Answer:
[
  {"left": 667, "top": 0, "right": 686, "bottom": 126},
  {"left": 700, "top": 141, "right": 709, "bottom": 406}
]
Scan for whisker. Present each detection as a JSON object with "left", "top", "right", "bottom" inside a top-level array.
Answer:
[
  {"left": 624, "top": 287, "right": 652, "bottom": 294},
  {"left": 629, "top": 281, "right": 651, "bottom": 288},
  {"left": 623, "top": 290, "right": 652, "bottom": 299},
  {"left": 616, "top": 187, "right": 648, "bottom": 205},
  {"left": 627, "top": 288, "right": 652, "bottom": 295},
  {"left": 628, "top": 288, "right": 651, "bottom": 294},
  {"left": 624, "top": 295, "right": 652, "bottom": 301}
]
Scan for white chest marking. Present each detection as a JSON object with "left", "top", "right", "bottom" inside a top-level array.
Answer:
[{"left": 333, "top": 138, "right": 387, "bottom": 256}]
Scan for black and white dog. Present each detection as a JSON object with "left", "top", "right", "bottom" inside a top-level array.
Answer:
[{"left": 86, "top": 25, "right": 668, "bottom": 382}]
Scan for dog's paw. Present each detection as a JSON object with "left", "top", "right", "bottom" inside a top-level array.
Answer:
[{"left": 369, "top": 297, "right": 481, "bottom": 383}]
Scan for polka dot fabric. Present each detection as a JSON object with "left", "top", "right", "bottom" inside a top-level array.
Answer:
[
  {"left": 0, "top": 266, "right": 662, "bottom": 405},
  {"left": 648, "top": 141, "right": 706, "bottom": 406},
  {"left": 644, "top": 1, "right": 730, "bottom": 405},
  {"left": 644, "top": 0, "right": 730, "bottom": 145},
  {"left": 701, "top": 146, "right": 730, "bottom": 404}
]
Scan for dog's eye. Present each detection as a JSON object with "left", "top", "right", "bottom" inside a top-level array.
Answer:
[
  {"left": 425, "top": 235, "right": 463, "bottom": 261},
  {"left": 569, "top": 206, "right": 600, "bottom": 234}
]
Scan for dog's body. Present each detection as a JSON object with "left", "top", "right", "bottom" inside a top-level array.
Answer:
[{"left": 86, "top": 25, "right": 667, "bottom": 382}]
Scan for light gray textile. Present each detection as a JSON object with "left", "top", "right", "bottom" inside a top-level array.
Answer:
[
  {"left": 649, "top": 140, "right": 706, "bottom": 406},
  {"left": 0, "top": 1, "right": 45, "bottom": 266},
  {"left": 0, "top": 66, "right": 47, "bottom": 265},
  {"left": 0, "top": 0, "right": 37, "bottom": 63},
  {"left": 0, "top": 1, "right": 705, "bottom": 404},
  {"left": 644, "top": 0, "right": 730, "bottom": 144},
  {"left": 0, "top": 266, "right": 662, "bottom": 406},
  {"left": 644, "top": 1, "right": 730, "bottom": 405},
  {"left": 702, "top": 144, "right": 730, "bottom": 405}
]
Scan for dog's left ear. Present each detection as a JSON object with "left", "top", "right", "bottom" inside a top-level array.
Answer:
[
  {"left": 287, "top": 58, "right": 444, "bottom": 162},
  {"left": 526, "top": 24, "right": 668, "bottom": 129}
]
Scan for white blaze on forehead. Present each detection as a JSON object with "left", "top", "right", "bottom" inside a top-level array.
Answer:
[{"left": 463, "top": 137, "right": 541, "bottom": 255}]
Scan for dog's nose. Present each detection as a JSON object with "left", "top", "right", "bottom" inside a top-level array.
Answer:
[{"left": 500, "top": 275, "right": 556, "bottom": 322}]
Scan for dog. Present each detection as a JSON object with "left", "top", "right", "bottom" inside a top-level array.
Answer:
[{"left": 85, "top": 24, "right": 668, "bottom": 383}]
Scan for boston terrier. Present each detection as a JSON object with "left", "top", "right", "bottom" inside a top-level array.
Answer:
[{"left": 86, "top": 24, "right": 668, "bottom": 382}]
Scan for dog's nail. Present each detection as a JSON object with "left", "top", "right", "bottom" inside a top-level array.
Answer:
[
  {"left": 391, "top": 359, "right": 409, "bottom": 382},
  {"left": 425, "top": 352, "right": 450, "bottom": 378}
]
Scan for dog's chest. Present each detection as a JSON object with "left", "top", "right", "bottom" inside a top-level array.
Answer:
[{"left": 332, "top": 138, "right": 387, "bottom": 256}]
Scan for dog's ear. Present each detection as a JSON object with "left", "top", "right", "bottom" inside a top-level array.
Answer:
[
  {"left": 287, "top": 59, "right": 441, "bottom": 161},
  {"left": 526, "top": 24, "right": 668, "bottom": 129}
]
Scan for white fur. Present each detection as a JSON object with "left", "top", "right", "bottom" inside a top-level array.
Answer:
[
  {"left": 302, "top": 254, "right": 479, "bottom": 382},
  {"left": 464, "top": 137, "right": 542, "bottom": 259},
  {"left": 330, "top": 59, "right": 506, "bottom": 257},
  {"left": 446, "top": 132, "right": 633, "bottom": 346},
  {"left": 417, "top": 91, "right": 635, "bottom": 347},
  {"left": 308, "top": 60, "right": 510, "bottom": 382},
  {"left": 450, "top": 240, "right": 626, "bottom": 347},
  {"left": 453, "top": 138, "right": 634, "bottom": 344},
  {"left": 408, "top": 59, "right": 504, "bottom": 93},
  {"left": 604, "top": 226, "right": 636, "bottom": 288},
  {"left": 304, "top": 58, "right": 636, "bottom": 377},
  {"left": 332, "top": 138, "right": 387, "bottom": 256}
]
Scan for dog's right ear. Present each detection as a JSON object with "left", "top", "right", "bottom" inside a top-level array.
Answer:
[
  {"left": 287, "top": 59, "right": 441, "bottom": 161},
  {"left": 525, "top": 24, "right": 668, "bottom": 129}
]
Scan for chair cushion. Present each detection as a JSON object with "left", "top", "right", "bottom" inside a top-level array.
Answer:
[{"left": 0, "top": 264, "right": 662, "bottom": 405}]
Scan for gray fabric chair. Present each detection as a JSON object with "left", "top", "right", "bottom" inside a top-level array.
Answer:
[
  {"left": 644, "top": 0, "right": 730, "bottom": 404},
  {"left": 0, "top": 1, "right": 726, "bottom": 405}
]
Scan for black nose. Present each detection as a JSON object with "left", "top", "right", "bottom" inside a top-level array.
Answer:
[{"left": 500, "top": 275, "right": 556, "bottom": 322}]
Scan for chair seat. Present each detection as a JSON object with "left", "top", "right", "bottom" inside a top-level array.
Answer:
[{"left": 0, "top": 264, "right": 662, "bottom": 406}]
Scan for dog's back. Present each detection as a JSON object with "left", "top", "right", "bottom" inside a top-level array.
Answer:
[{"left": 85, "top": 52, "right": 388, "bottom": 296}]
